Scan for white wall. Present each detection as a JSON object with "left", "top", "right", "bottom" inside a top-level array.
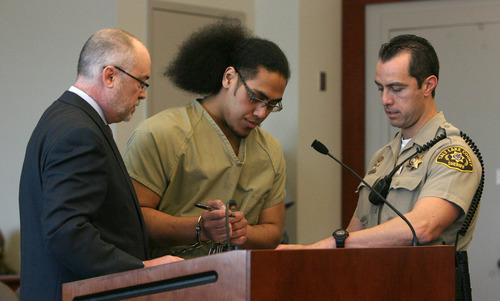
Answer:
[{"left": 0, "top": 0, "right": 343, "bottom": 273}]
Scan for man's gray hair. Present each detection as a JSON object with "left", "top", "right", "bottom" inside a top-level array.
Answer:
[{"left": 77, "top": 28, "right": 138, "bottom": 79}]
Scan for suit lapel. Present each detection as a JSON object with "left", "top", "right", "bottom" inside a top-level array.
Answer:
[{"left": 59, "top": 91, "right": 149, "bottom": 254}]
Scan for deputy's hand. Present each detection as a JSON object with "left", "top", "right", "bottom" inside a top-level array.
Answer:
[
  {"left": 275, "top": 244, "right": 306, "bottom": 250},
  {"left": 143, "top": 255, "right": 184, "bottom": 268},
  {"left": 277, "top": 236, "right": 336, "bottom": 250}
]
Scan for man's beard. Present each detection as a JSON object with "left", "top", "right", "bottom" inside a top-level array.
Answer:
[{"left": 110, "top": 95, "right": 137, "bottom": 122}]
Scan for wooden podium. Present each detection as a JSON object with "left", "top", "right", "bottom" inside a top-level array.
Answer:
[{"left": 63, "top": 246, "right": 455, "bottom": 300}]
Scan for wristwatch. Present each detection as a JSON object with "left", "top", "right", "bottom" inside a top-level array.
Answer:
[{"left": 332, "top": 228, "right": 349, "bottom": 248}]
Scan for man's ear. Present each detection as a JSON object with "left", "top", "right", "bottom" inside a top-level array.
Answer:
[
  {"left": 103, "top": 66, "right": 116, "bottom": 88},
  {"left": 222, "top": 66, "right": 237, "bottom": 88},
  {"left": 423, "top": 75, "right": 438, "bottom": 97}
]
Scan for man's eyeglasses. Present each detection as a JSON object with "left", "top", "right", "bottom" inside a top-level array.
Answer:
[
  {"left": 237, "top": 70, "right": 283, "bottom": 113},
  {"left": 111, "top": 66, "right": 149, "bottom": 91}
]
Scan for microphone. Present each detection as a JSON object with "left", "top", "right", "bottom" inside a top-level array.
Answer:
[{"left": 311, "top": 139, "right": 419, "bottom": 246}]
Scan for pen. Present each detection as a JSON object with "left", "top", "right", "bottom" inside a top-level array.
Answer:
[{"left": 194, "top": 203, "right": 236, "bottom": 217}]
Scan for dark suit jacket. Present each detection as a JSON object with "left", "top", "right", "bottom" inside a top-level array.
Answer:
[{"left": 19, "top": 91, "right": 148, "bottom": 301}]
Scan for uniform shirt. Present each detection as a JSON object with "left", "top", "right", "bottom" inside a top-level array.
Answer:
[
  {"left": 354, "top": 112, "right": 481, "bottom": 250},
  {"left": 124, "top": 100, "right": 286, "bottom": 257}
]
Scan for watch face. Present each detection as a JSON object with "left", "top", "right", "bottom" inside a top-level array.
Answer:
[
  {"left": 333, "top": 229, "right": 349, "bottom": 239},
  {"left": 335, "top": 230, "right": 346, "bottom": 237},
  {"left": 333, "top": 229, "right": 348, "bottom": 248}
]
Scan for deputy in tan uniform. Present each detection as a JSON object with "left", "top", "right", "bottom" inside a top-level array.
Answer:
[{"left": 277, "top": 34, "right": 481, "bottom": 250}]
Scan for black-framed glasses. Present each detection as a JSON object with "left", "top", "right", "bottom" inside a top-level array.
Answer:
[
  {"left": 112, "top": 66, "right": 149, "bottom": 91},
  {"left": 237, "top": 70, "right": 283, "bottom": 113}
]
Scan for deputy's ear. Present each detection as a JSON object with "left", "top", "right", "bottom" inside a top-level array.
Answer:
[{"left": 423, "top": 75, "right": 437, "bottom": 97}]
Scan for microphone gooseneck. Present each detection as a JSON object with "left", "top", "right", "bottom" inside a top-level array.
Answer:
[{"left": 311, "top": 139, "right": 419, "bottom": 246}]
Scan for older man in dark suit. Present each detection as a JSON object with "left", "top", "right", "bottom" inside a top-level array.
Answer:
[{"left": 18, "top": 28, "right": 182, "bottom": 301}]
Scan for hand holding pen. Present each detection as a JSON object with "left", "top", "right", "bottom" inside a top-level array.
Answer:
[
  {"left": 195, "top": 203, "right": 236, "bottom": 217},
  {"left": 194, "top": 200, "right": 235, "bottom": 243}
]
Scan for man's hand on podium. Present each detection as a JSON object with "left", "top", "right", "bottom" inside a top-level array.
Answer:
[
  {"left": 276, "top": 236, "right": 337, "bottom": 250},
  {"left": 143, "top": 255, "right": 184, "bottom": 268},
  {"left": 275, "top": 244, "right": 304, "bottom": 250}
]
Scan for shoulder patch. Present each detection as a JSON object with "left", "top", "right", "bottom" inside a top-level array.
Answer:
[{"left": 435, "top": 146, "right": 473, "bottom": 172}]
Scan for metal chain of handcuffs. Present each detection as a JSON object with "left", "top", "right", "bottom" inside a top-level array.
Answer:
[
  {"left": 168, "top": 216, "right": 228, "bottom": 256},
  {"left": 169, "top": 201, "right": 237, "bottom": 256}
]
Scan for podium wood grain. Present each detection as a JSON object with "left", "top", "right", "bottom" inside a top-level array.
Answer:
[{"left": 63, "top": 246, "right": 455, "bottom": 300}]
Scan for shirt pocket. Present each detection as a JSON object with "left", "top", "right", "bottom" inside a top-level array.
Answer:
[
  {"left": 389, "top": 174, "right": 422, "bottom": 191},
  {"left": 356, "top": 173, "right": 380, "bottom": 194},
  {"left": 387, "top": 174, "right": 423, "bottom": 213}
]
